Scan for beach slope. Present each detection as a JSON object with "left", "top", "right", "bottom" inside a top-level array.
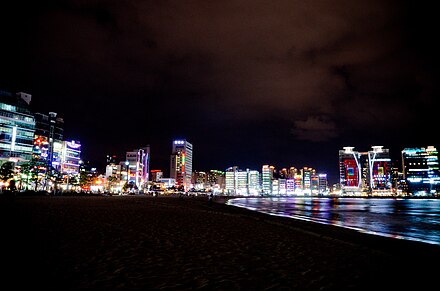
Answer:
[{"left": 6, "top": 196, "right": 440, "bottom": 290}]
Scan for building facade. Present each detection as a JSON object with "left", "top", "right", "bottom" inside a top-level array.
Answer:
[
  {"left": 302, "top": 167, "right": 315, "bottom": 195},
  {"left": 339, "top": 147, "right": 363, "bottom": 195},
  {"left": 318, "top": 174, "right": 329, "bottom": 194},
  {"left": 126, "top": 146, "right": 150, "bottom": 189},
  {"left": 339, "top": 145, "right": 399, "bottom": 196},
  {"left": 150, "top": 170, "right": 163, "bottom": 182},
  {"left": 105, "top": 154, "right": 121, "bottom": 179},
  {"left": 225, "top": 166, "right": 260, "bottom": 195},
  {"left": 402, "top": 146, "right": 440, "bottom": 195},
  {"left": 34, "top": 112, "right": 64, "bottom": 169},
  {"left": 208, "top": 170, "right": 225, "bottom": 190},
  {"left": 225, "top": 167, "right": 236, "bottom": 194},
  {"left": 61, "top": 140, "right": 81, "bottom": 175},
  {"left": 367, "top": 146, "right": 392, "bottom": 193},
  {"left": 170, "top": 139, "right": 193, "bottom": 190},
  {"left": 0, "top": 90, "right": 35, "bottom": 164},
  {"left": 261, "top": 165, "right": 274, "bottom": 194},
  {"left": 248, "top": 170, "right": 260, "bottom": 195}
]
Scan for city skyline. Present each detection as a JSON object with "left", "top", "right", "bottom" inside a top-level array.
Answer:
[
  {"left": 2, "top": 1, "right": 439, "bottom": 183},
  {"left": 1, "top": 89, "right": 437, "bottom": 186}
]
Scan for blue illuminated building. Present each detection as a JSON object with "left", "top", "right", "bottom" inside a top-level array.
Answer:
[
  {"left": 402, "top": 146, "right": 440, "bottom": 195},
  {"left": 0, "top": 90, "right": 35, "bottom": 164}
]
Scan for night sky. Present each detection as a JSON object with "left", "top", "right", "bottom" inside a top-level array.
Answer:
[{"left": 2, "top": 0, "right": 439, "bottom": 184}]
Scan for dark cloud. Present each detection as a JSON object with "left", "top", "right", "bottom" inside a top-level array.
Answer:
[
  {"left": 291, "top": 116, "right": 338, "bottom": 142},
  {"left": 2, "top": 0, "right": 439, "bottom": 182}
]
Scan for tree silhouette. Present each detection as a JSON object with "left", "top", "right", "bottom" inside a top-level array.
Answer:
[{"left": 0, "top": 161, "right": 15, "bottom": 182}]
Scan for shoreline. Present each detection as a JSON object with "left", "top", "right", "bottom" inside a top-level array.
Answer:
[
  {"left": 3, "top": 189, "right": 439, "bottom": 200},
  {"left": 7, "top": 196, "right": 440, "bottom": 289}
]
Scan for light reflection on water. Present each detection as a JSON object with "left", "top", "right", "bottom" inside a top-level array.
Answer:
[{"left": 227, "top": 197, "right": 440, "bottom": 246}]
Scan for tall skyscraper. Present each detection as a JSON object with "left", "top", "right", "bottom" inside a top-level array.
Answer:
[
  {"left": 367, "top": 146, "right": 392, "bottom": 192},
  {"left": 248, "top": 170, "right": 260, "bottom": 195},
  {"left": 301, "top": 167, "right": 315, "bottom": 195},
  {"left": 311, "top": 173, "right": 319, "bottom": 194},
  {"left": 34, "top": 111, "right": 64, "bottom": 169},
  {"left": 236, "top": 171, "right": 248, "bottom": 194},
  {"left": 402, "top": 146, "right": 440, "bottom": 195},
  {"left": 339, "top": 146, "right": 394, "bottom": 195},
  {"left": 170, "top": 139, "right": 193, "bottom": 190},
  {"left": 318, "top": 174, "right": 328, "bottom": 194},
  {"left": 294, "top": 171, "right": 303, "bottom": 193},
  {"left": 225, "top": 166, "right": 237, "bottom": 194},
  {"left": 339, "top": 146, "right": 362, "bottom": 195},
  {"left": 0, "top": 90, "right": 35, "bottom": 164},
  {"left": 262, "top": 165, "right": 274, "bottom": 194}
]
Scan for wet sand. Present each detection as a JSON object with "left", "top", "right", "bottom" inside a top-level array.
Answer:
[{"left": 6, "top": 195, "right": 440, "bottom": 290}]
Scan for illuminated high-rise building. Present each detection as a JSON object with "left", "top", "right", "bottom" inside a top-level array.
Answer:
[
  {"left": 339, "top": 146, "right": 393, "bottom": 195},
  {"left": 278, "top": 178, "right": 287, "bottom": 195},
  {"left": 311, "top": 173, "right": 319, "bottom": 195},
  {"left": 286, "top": 179, "right": 295, "bottom": 194},
  {"left": 192, "top": 171, "right": 208, "bottom": 190},
  {"left": 192, "top": 171, "right": 207, "bottom": 184},
  {"left": 207, "top": 170, "right": 225, "bottom": 189},
  {"left": 170, "top": 139, "right": 193, "bottom": 190},
  {"left": 272, "top": 179, "right": 279, "bottom": 195},
  {"left": 402, "top": 146, "right": 440, "bottom": 195},
  {"left": 34, "top": 112, "right": 64, "bottom": 169},
  {"left": 126, "top": 146, "right": 150, "bottom": 189},
  {"left": 318, "top": 174, "right": 328, "bottom": 194},
  {"left": 236, "top": 171, "right": 248, "bottom": 195},
  {"left": 301, "top": 167, "right": 315, "bottom": 195},
  {"left": 248, "top": 170, "right": 260, "bottom": 195},
  {"left": 367, "top": 146, "right": 392, "bottom": 192},
  {"left": 294, "top": 172, "right": 303, "bottom": 193},
  {"left": 339, "top": 147, "right": 362, "bottom": 194},
  {"left": 225, "top": 167, "right": 259, "bottom": 196},
  {"left": 61, "top": 140, "right": 81, "bottom": 175},
  {"left": 262, "top": 165, "right": 274, "bottom": 194},
  {"left": 0, "top": 90, "right": 35, "bottom": 164},
  {"left": 105, "top": 154, "right": 120, "bottom": 179},
  {"left": 225, "top": 166, "right": 237, "bottom": 194}
]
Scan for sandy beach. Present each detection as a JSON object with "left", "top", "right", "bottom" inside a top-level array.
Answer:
[{"left": 6, "top": 195, "right": 440, "bottom": 290}]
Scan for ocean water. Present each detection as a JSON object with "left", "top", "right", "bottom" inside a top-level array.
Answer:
[{"left": 227, "top": 197, "right": 440, "bottom": 246}]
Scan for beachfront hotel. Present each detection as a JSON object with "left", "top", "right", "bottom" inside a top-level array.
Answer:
[
  {"left": 225, "top": 166, "right": 260, "bottom": 196},
  {"left": 170, "top": 139, "right": 193, "bottom": 191}
]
